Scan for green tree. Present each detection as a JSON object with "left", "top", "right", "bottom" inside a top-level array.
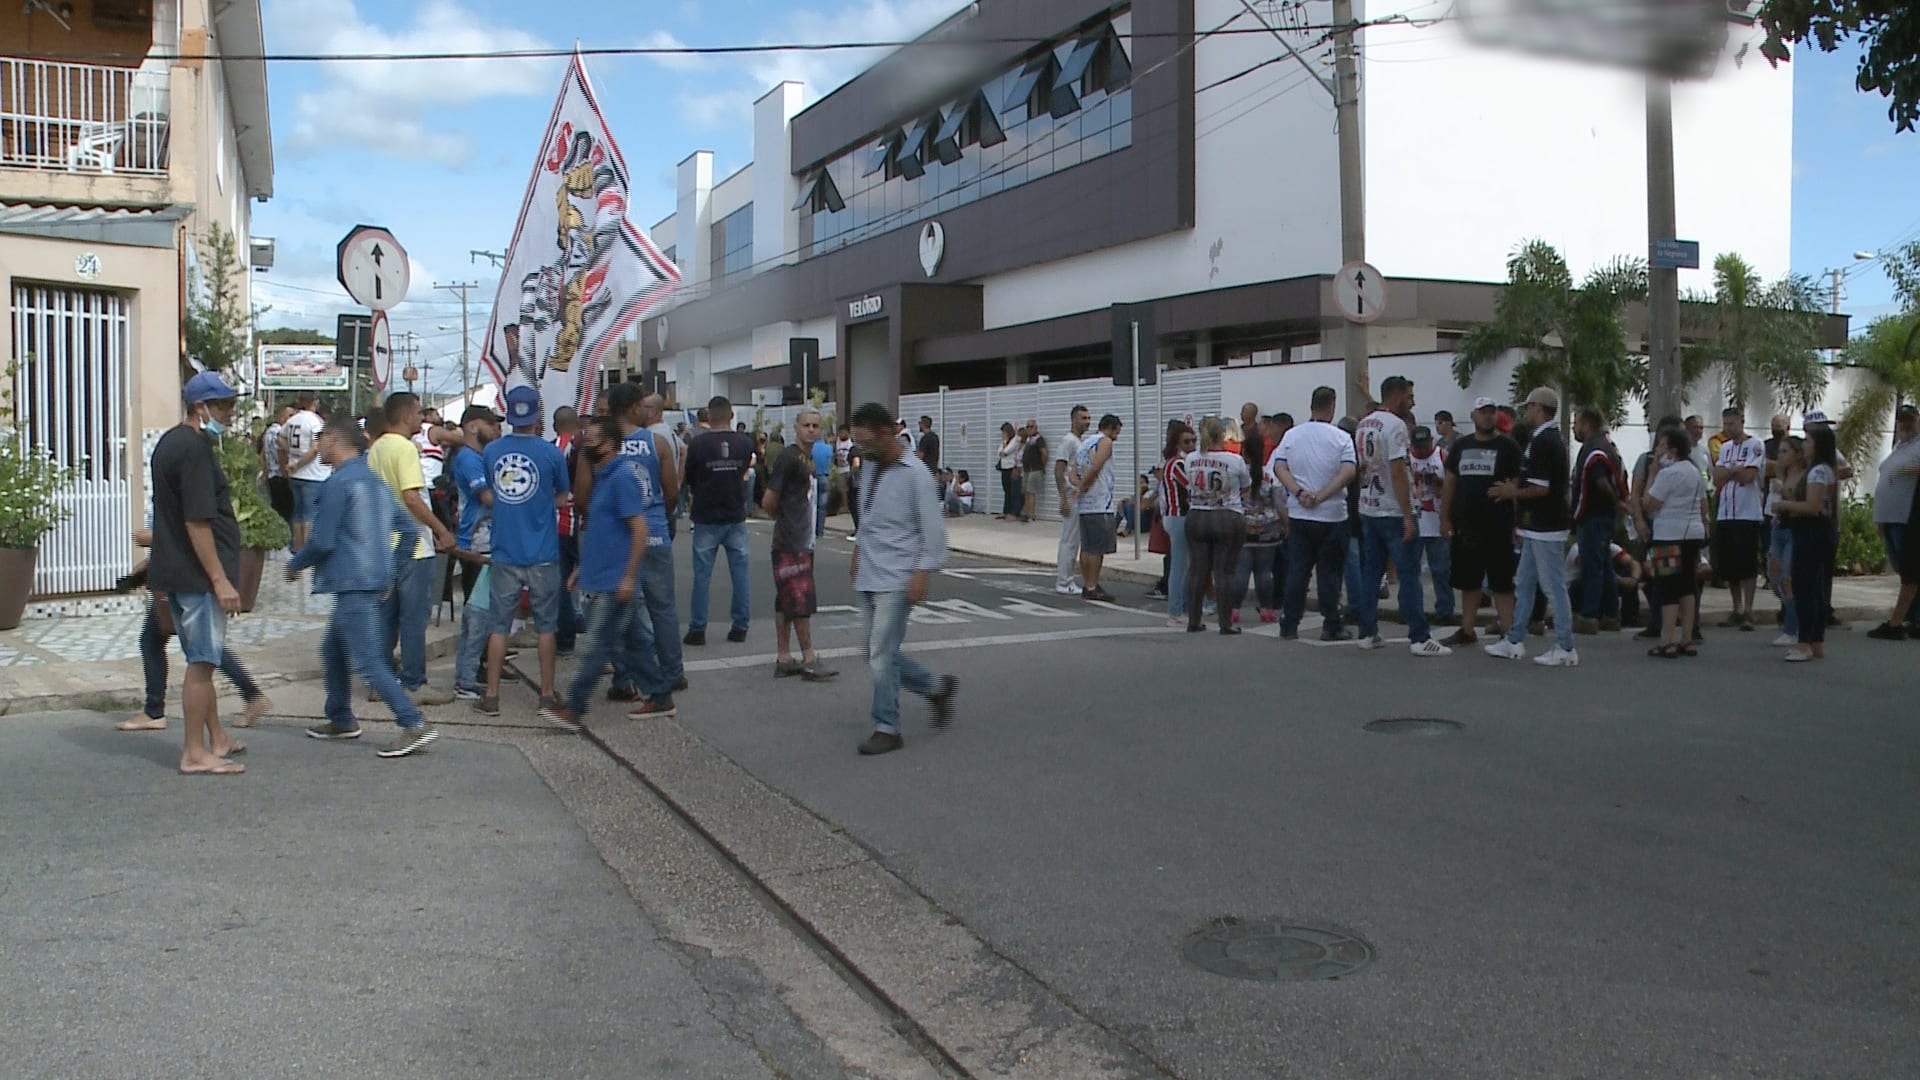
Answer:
[
  {"left": 1835, "top": 312, "right": 1920, "bottom": 464},
  {"left": 183, "top": 221, "right": 264, "bottom": 379},
  {"left": 258, "top": 327, "right": 333, "bottom": 345},
  {"left": 1758, "top": 2, "right": 1920, "bottom": 133},
  {"left": 1452, "top": 240, "right": 1649, "bottom": 422},
  {"left": 1678, "top": 253, "right": 1828, "bottom": 414}
]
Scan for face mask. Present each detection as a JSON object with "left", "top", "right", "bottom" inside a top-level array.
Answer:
[{"left": 201, "top": 408, "right": 226, "bottom": 437}]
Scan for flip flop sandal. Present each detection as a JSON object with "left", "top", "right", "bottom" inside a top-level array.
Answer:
[
  {"left": 1647, "top": 644, "right": 1680, "bottom": 659},
  {"left": 180, "top": 760, "right": 246, "bottom": 776}
]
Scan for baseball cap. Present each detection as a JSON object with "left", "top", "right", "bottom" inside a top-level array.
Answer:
[
  {"left": 1898, "top": 403, "right": 1918, "bottom": 418},
  {"left": 1523, "top": 387, "right": 1560, "bottom": 412},
  {"left": 1803, "top": 410, "right": 1831, "bottom": 426},
  {"left": 1472, "top": 397, "right": 1498, "bottom": 411},
  {"left": 504, "top": 385, "right": 541, "bottom": 426},
  {"left": 1495, "top": 412, "right": 1514, "bottom": 434},
  {"left": 183, "top": 370, "right": 238, "bottom": 405},
  {"left": 1412, "top": 424, "right": 1434, "bottom": 444}
]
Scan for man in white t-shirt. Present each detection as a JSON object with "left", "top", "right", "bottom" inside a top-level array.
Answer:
[
  {"left": 1408, "top": 425, "right": 1455, "bottom": 626},
  {"left": 1711, "top": 407, "right": 1768, "bottom": 629},
  {"left": 1269, "top": 386, "right": 1358, "bottom": 642},
  {"left": 1054, "top": 405, "right": 1091, "bottom": 595},
  {"left": 1355, "top": 376, "right": 1446, "bottom": 655},
  {"left": 282, "top": 390, "right": 331, "bottom": 552},
  {"left": 1069, "top": 413, "right": 1122, "bottom": 603}
]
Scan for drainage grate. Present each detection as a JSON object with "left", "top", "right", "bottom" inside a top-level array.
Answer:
[
  {"left": 1182, "top": 919, "right": 1374, "bottom": 982},
  {"left": 1364, "top": 717, "right": 1462, "bottom": 736}
]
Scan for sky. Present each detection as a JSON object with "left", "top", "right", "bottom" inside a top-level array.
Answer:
[{"left": 248, "top": 0, "right": 1920, "bottom": 401}]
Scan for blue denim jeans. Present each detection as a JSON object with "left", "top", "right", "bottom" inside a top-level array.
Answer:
[
  {"left": 815, "top": 475, "right": 829, "bottom": 538},
  {"left": 1506, "top": 536, "right": 1575, "bottom": 652},
  {"left": 1576, "top": 514, "right": 1620, "bottom": 620},
  {"left": 609, "top": 560, "right": 674, "bottom": 706},
  {"left": 1283, "top": 519, "right": 1347, "bottom": 635},
  {"left": 1417, "top": 536, "right": 1454, "bottom": 618},
  {"left": 455, "top": 597, "right": 490, "bottom": 694},
  {"left": 1232, "top": 543, "right": 1281, "bottom": 611},
  {"left": 642, "top": 543, "right": 682, "bottom": 686},
  {"left": 383, "top": 555, "right": 434, "bottom": 689},
  {"left": 1769, "top": 524, "right": 1799, "bottom": 638},
  {"left": 569, "top": 591, "right": 656, "bottom": 718},
  {"left": 1164, "top": 515, "right": 1190, "bottom": 620},
  {"left": 1358, "top": 515, "right": 1431, "bottom": 643},
  {"left": 140, "top": 597, "right": 259, "bottom": 718},
  {"left": 689, "top": 522, "right": 751, "bottom": 633},
  {"left": 556, "top": 533, "right": 581, "bottom": 651},
  {"left": 862, "top": 591, "right": 936, "bottom": 734},
  {"left": 326, "top": 590, "right": 424, "bottom": 730}
]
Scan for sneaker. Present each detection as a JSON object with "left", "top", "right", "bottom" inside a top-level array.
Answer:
[
  {"left": 673, "top": 677, "right": 690, "bottom": 692},
  {"left": 410, "top": 685, "right": 455, "bottom": 707},
  {"left": 846, "top": 531, "right": 857, "bottom": 541},
  {"left": 1532, "top": 646, "right": 1580, "bottom": 668},
  {"left": 376, "top": 725, "right": 439, "bottom": 758},
  {"left": 800, "top": 663, "right": 839, "bottom": 682},
  {"left": 365, "top": 688, "right": 381, "bottom": 703},
  {"left": 1321, "top": 626, "right": 1354, "bottom": 642},
  {"left": 1784, "top": 649, "right": 1817, "bottom": 663},
  {"left": 1056, "top": 582, "right": 1083, "bottom": 596},
  {"left": 1719, "top": 614, "right": 1744, "bottom": 628},
  {"left": 774, "top": 660, "right": 805, "bottom": 678},
  {"left": 1528, "top": 621, "right": 1546, "bottom": 637},
  {"left": 1484, "top": 638, "right": 1526, "bottom": 661},
  {"left": 1634, "top": 626, "right": 1662, "bottom": 640},
  {"left": 1738, "top": 614, "right": 1757, "bottom": 632},
  {"left": 607, "top": 684, "right": 642, "bottom": 702},
  {"left": 1083, "top": 587, "right": 1115, "bottom": 603},
  {"left": 1281, "top": 629, "right": 1299, "bottom": 641},
  {"left": 1573, "top": 617, "right": 1600, "bottom": 636},
  {"left": 539, "top": 704, "right": 581, "bottom": 734},
  {"left": 1167, "top": 616, "right": 1187, "bottom": 629},
  {"left": 628, "top": 699, "right": 678, "bottom": 719},
  {"left": 1203, "top": 601, "right": 1217, "bottom": 617},
  {"left": 472, "top": 695, "right": 501, "bottom": 717},
  {"left": 1409, "top": 639, "right": 1453, "bottom": 658},
  {"left": 1867, "top": 622, "right": 1909, "bottom": 641},
  {"left": 1443, "top": 628, "right": 1479, "bottom": 647},
  {"left": 927, "top": 674, "right": 959, "bottom": 729},
  {"left": 727, "top": 627, "right": 748, "bottom": 644},
  {"left": 1357, "top": 634, "right": 1384, "bottom": 650},
  {"left": 858, "top": 730, "right": 904, "bottom": 756},
  {"left": 1230, "top": 609, "right": 1242, "bottom": 626},
  {"left": 1144, "top": 586, "right": 1169, "bottom": 601},
  {"left": 1771, "top": 633, "right": 1797, "bottom": 646},
  {"left": 454, "top": 686, "right": 483, "bottom": 702},
  {"left": 1598, "top": 618, "right": 1622, "bottom": 632},
  {"left": 683, "top": 629, "right": 706, "bottom": 646},
  {"left": 1259, "top": 609, "right": 1277, "bottom": 624},
  {"left": 305, "top": 722, "right": 362, "bottom": 740}
]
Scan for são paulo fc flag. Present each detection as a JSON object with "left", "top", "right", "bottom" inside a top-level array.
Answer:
[{"left": 481, "top": 53, "right": 679, "bottom": 431}]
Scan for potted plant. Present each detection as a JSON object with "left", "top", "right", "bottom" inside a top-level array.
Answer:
[
  {"left": 0, "top": 361, "right": 76, "bottom": 629},
  {"left": 214, "top": 428, "right": 289, "bottom": 612}
]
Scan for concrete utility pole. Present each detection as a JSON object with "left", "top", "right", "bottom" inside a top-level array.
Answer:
[
  {"left": 1645, "top": 77, "right": 1683, "bottom": 429},
  {"left": 1331, "top": 0, "right": 1368, "bottom": 418},
  {"left": 435, "top": 281, "right": 479, "bottom": 399}
]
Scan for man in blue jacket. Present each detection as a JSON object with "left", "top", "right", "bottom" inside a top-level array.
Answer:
[{"left": 287, "top": 413, "right": 440, "bottom": 758}]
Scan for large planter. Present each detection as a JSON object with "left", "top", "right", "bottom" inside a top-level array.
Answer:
[
  {"left": 236, "top": 547, "right": 267, "bottom": 614},
  {"left": 0, "top": 547, "right": 37, "bottom": 630}
]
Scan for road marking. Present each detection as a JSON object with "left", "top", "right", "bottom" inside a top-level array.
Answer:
[
  {"left": 680, "top": 625, "right": 1182, "bottom": 673},
  {"left": 923, "top": 598, "right": 1015, "bottom": 621},
  {"left": 942, "top": 567, "right": 1056, "bottom": 578}
]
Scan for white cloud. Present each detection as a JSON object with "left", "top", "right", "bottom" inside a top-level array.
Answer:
[
  {"left": 273, "top": 0, "right": 559, "bottom": 167},
  {"left": 637, "top": 30, "right": 710, "bottom": 73}
]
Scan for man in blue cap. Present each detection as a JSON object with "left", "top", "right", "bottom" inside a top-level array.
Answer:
[
  {"left": 477, "top": 385, "right": 571, "bottom": 715},
  {"left": 148, "top": 370, "right": 248, "bottom": 775}
]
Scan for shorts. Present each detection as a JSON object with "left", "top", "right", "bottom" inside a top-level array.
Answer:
[
  {"left": 488, "top": 561, "right": 562, "bottom": 636},
  {"left": 772, "top": 549, "right": 818, "bottom": 618},
  {"left": 1650, "top": 539, "right": 1703, "bottom": 604},
  {"left": 292, "top": 478, "right": 325, "bottom": 524},
  {"left": 1024, "top": 469, "right": 1047, "bottom": 495},
  {"left": 1451, "top": 530, "right": 1518, "bottom": 593},
  {"left": 1711, "top": 520, "right": 1762, "bottom": 581},
  {"left": 166, "top": 591, "right": 227, "bottom": 666},
  {"left": 1079, "top": 512, "right": 1118, "bottom": 555}
]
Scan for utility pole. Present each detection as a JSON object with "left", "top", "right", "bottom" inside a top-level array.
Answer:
[
  {"left": 435, "top": 281, "right": 480, "bottom": 399},
  {"left": 1331, "top": 0, "right": 1368, "bottom": 417},
  {"left": 1645, "top": 76, "right": 1682, "bottom": 429},
  {"left": 470, "top": 250, "right": 507, "bottom": 268}
]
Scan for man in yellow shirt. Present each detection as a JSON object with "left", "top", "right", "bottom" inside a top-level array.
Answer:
[{"left": 367, "top": 392, "right": 458, "bottom": 706}]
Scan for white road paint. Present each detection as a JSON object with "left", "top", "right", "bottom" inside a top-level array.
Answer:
[{"left": 680, "top": 625, "right": 1183, "bottom": 673}]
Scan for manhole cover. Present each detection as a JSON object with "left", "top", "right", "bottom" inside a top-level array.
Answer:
[
  {"left": 1182, "top": 919, "right": 1374, "bottom": 982},
  {"left": 1364, "top": 718, "right": 1462, "bottom": 736}
]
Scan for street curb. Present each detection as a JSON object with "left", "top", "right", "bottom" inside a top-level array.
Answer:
[{"left": 821, "top": 519, "right": 1162, "bottom": 586}]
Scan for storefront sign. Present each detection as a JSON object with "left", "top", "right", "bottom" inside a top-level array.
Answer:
[{"left": 848, "top": 295, "right": 883, "bottom": 319}]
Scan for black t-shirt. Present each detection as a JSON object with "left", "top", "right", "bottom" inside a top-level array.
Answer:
[
  {"left": 148, "top": 424, "right": 240, "bottom": 594},
  {"left": 1445, "top": 433, "right": 1523, "bottom": 536},
  {"left": 917, "top": 431, "right": 941, "bottom": 472},
  {"left": 768, "top": 445, "right": 815, "bottom": 553},
  {"left": 684, "top": 430, "right": 757, "bottom": 525},
  {"left": 1021, "top": 435, "right": 1048, "bottom": 471},
  {"left": 1516, "top": 422, "right": 1572, "bottom": 535}
]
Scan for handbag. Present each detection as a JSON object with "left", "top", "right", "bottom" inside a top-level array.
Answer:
[
  {"left": 1148, "top": 514, "right": 1170, "bottom": 555},
  {"left": 1647, "top": 542, "right": 1683, "bottom": 579}
]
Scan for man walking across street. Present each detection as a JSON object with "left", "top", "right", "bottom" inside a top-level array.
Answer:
[
  {"left": 477, "top": 386, "right": 571, "bottom": 715},
  {"left": 849, "top": 403, "right": 956, "bottom": 756},
  {"left": 683, "top": 395, "right": 757, "bottom": 645},
  {"left": 1055, "top": 406, "right": 1090, "bottom": 594},
  {"left": 1271, "top": 387, "right": 1358, "bottom": 641},
  {"left": 1441, "top": 398, "right": 1524, "bottom": 646},
  {"left": 1572, "top": 407, "right": 1626, "bottom": 634},
  {"left": 284, "top": 390, "right": 329, "bottom": 553},
  {"left": 1485, "top": 387, "right": 1579, "bottom": 667},
  {"left": 1070, "top": 413, "right": 1123, "bottom": 604},
  {"left": 1355, "top": 376, "right": 1448, "bottom": 655},
  {"left": 606, "top": 383, "right": 682, "bottom": 714},
  {"left": 366, "top": 391, "right": 458, "bottom": 706},
  {"left": 293, "top": 413, "right": 440, "bottom": 758},
  {"left": 149, "top": 371, "right": 250, "bottom": 775},
  {"left": 765, "top": 409, "right": 837, "bottom": 681},
  {"left": 1712, "top": 407, "right": 1768, "bottom": 630}
]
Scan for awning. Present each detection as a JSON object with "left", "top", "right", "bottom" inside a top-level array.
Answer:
[{"left": 0, "top": 201, "right": 195, "bottom": 248}]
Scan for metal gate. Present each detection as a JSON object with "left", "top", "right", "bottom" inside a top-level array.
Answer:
[{"left": 10, "top": 283, "right": 133, "bottom": 595}]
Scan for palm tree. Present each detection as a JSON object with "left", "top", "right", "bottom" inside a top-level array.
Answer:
[
  {"left": 1678, "top": 253, "right": 1827, "bottom": 415},
  {"left": 1452, "top": 240, "right": 1648, "bottom": 422},
  {"left": 1835, "top": 312, "right": 1920, "bottom": 466}
]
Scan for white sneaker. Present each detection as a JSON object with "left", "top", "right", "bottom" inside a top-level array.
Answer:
[
  {"left": 1483, "top": 638, "right": 1526, "bottom": 661},
  {"left": 1357, "top": 634, "right": 1384, "bottom": 650},
  {"left": 1166, "top": 616, "right": 1187, "bottom": 629},
  {"left": 1532, "top": 646, "right": 1580, "bottom": 667},
  {"left": 1409, "top": 639, "right": 1453, "bottom": 658},
  {"left": 1056, "top": 582, "right": 1083, "bottom": 596},
  {"left": 1771, "top": 633, "right": 1796, "bottom": 647}
]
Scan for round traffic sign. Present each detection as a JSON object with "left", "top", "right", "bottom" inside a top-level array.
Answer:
[
  {"left": 1334, "top": 260, "right": 1387, "bottom": 324},
  {"left": 370, "top": 310, "right": 392, "bottom": 391},
  {"left": 337, "top": 225, "right": 410, "bottom": 311}
]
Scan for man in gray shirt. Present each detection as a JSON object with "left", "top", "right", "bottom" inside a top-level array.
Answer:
[{"left": 848, "top": 402, "right": 956, "bottom": 756}]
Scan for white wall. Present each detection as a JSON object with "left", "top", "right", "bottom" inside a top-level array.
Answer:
[{"left": 710, "top": 162, "right": 754, "bottom": 221}]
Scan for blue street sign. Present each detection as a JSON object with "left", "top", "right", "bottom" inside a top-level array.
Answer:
[{"left": 1651, "top": 238, "right": 1701, "bottom": 270}]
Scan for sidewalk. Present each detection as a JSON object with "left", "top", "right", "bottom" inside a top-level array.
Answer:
[
  {"left": 826, "top": 512, "right": 1906, "bottom": 620},
  {"left": 0, "top": 551, "right": 458, "bottom": 717}
]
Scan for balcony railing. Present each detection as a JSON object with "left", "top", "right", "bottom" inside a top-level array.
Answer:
[{"left": 0, "top": 55, "right": 170, "bottom": 176}]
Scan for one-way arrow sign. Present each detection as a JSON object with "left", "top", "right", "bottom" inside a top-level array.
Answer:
[
  {"left": 1334, "top": 260, "right": 1387, "bottom": 324},
  {"left": 337, "top": 225, "right": 409, "bottom": 312}
]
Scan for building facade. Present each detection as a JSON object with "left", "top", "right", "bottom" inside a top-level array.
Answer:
[
  {"left": 2, "top": 0, "right": 272, "bottom": 599},
  {"left": 616, "top": 0, "right": 1793, "bottom": 415}
]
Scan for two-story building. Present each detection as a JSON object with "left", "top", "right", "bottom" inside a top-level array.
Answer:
[{"left": 2, "top": 0, "right": 272, "bottom": 602}]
